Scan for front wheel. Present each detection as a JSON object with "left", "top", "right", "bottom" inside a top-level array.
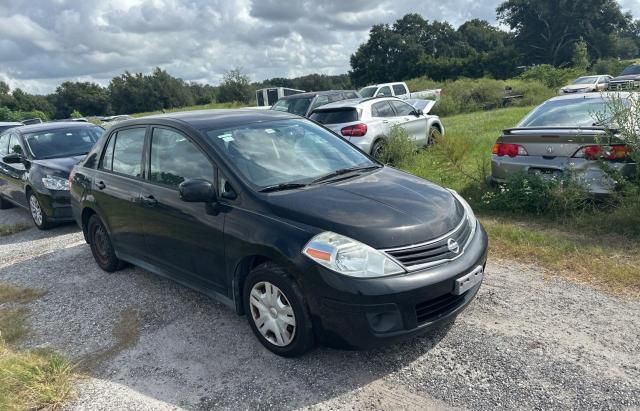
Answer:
[
  {"left": 243, "top": 263, "right": 314, "bottom": 357},
  {"left": 28, "top": 192, "right": 52, "bottom": 230}
]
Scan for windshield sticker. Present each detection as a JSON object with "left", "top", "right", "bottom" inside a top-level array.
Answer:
[
  {"left": 265, "top": 129, "right": 276, "bottom": 134},
  {"left": 218, "top": 133, "right": 234, "bottom": 142}
]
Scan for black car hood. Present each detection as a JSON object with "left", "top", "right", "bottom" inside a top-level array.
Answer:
[
  {"left": 265, "top": 167, "right": 465, "bottom": 249},
  {"left": 611, "top": 74, "right": 640, "bottom": 81},
  {"left": 31, "top": 155, "right": 85, "bottom": 176}
]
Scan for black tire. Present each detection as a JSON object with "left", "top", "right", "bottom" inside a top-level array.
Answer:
[
  {"left": 27, "top": 191, "right": 53, "bottom": 230},
  {"left": 0, "top": 196, "right": 13, "bottom": 209},
  {"left": 243, "top": 262, "right": 314, "bottom": 357},
  {"left": 428, "top": 126, "right": 442, "bottom": 146},
  {"left": 371, "top": 139, "right": 386, "bottom": 159},
  {"left": 87, "top": 214, "right": 124, "bottom": 272}
]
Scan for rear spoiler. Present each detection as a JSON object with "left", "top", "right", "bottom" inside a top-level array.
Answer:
[{"left": 502, "top": 126, "right": 615, "bottom": 135}]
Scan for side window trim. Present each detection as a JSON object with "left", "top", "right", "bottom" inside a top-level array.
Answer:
[{"left": 145, "top": 126, "right": 217, "bottom": 192}]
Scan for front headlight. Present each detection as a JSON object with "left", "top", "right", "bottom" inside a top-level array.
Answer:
[
  {"left": 303, "top": 232, "right": 405, "bottom": 278},
  {"left": 448, "top": 189, "right": 477, "bottom": 228},
  {"left": 42, "top": 176, "right": 69, "bottom": 191}
]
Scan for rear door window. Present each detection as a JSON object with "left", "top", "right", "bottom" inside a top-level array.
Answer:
[
  {"left": 148, "top": 128, "right": 214, "bottom": 188},
  {"left": 389, "top": 100, "right": 415, "bottom": 116},
  {"left": 101, "top": 128, "right": 146, "bottom": 178},
  {"left": 309, "top": 109, "right": 359, "bottom": 124},
  {"left": 371, "top": 101, "right": 395, "bottom": 117}
]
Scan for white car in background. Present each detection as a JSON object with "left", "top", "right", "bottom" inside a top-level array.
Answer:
[
  {"left": 359, "top": 82, "right": 441, "bottom": 100},
  {"left": 559, "top": 75, "right": 612, "bottom": 95},
  {"left": 309, "top": 96, "right": 444, "bottom": 157}
]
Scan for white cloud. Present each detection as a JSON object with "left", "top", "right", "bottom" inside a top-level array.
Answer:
[{"left": 0, "top": 0, "right": 638, "bottom": 94}]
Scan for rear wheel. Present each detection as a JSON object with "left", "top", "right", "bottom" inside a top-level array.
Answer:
[
  {"left": 28, "top": 192, "right": 52, "bottom": 230},
  {"left": 428, "top": 126, "right": 442, "bottom": 146},
  {"left": 88, "top": 214, "right": 124, "bottom": 272},
  {"left": 243, "top": 263, "right": 314, "bottom": 357},
  {"left": 371, "top": 139, "right": 386, "bottom": 159}
]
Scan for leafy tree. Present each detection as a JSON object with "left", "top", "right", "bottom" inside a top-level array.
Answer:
[
  {"left": 217, "top": 68, "right": 252, "bottom": 104},
  {"left": 52, "top": 81, "right": 110, "bottom": 118},
  {"left": 571, "top": 39, "right": 590, "bottom": 70},
  {"left": 497, "top": 0, "right": 628, "bottom": 66}
]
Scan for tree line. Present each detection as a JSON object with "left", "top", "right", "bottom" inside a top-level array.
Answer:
[{"left": 350, "top": 0, "right": 640, "bottom": 85}]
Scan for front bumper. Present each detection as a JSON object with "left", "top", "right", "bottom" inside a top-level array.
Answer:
[
  {"left": 34, "top": 189, "right": 73, "bottom": 222},
  {"left": 491, "top": 155, "right": 636, "bottom": 195},
  {"left": 300, "top": 223, "right": 488, "bottom": 349}
]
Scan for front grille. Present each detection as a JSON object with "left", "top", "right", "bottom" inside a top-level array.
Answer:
[
  {"left": 609, "top": 81, "right": 638, "bottom": 91},
  {"left": 383, "top": 216, "right": 474, "bottom": 270},
  {"left": 415, "top": 293, "right": 465, "bottom": 324}
]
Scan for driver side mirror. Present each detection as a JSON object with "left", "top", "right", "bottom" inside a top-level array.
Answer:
[
  {"left": 2, "top": 153, "right": 24, "bottom": 164},
  {"left": 179, "top": 179, "right": 216, "bottom": 203}
]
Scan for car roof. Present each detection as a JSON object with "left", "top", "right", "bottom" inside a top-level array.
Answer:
[
  {"left": 545, "top": 92, "right": 633, "bottom": 102},
  {"left": 278, "top": 90, "right": 355, "bottom": 100},
  {"left": 360, "top": 82, "right": 403, "bottom": 88},
  {"left": 14, "top": 121, "right": 99, "bottom": 134},
  {"left": 139, "top": 108, "right": 301, "bottom": 129}
]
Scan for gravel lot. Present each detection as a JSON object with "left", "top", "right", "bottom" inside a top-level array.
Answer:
[{"left": 1, "top": 208, "right": 639, "bottom": 410}]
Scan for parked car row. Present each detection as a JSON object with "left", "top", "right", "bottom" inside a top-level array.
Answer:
[{"left": 560, "top": 63, "right": 640, "bottom": 94}]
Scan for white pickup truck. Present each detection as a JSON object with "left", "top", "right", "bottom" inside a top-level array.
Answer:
[{"left": 358, "top": 82, "right": 441, "bottom": 100}]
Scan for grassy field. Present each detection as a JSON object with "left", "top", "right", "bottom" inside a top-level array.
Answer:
[
  {"left": 0, "top": 284, "right": 75, "bottom": 410},
  {"left": 403, "top": 106, "right": 640, "bottom": 295}
]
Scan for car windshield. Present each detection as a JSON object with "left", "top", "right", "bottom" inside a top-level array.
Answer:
[
  {"left": 621, "top": 65, "right": 640, "bottom": 75},
  {"left": 572, "top": 77, "right": 597, "bottom": 85},
  {"left": 23, "top": 126, "right": 104, "bottom": 159},
  {"left": 271, "top": 98, "right": 313, "bottom": 116},
  {"left": 519, "top": 97, "right": 629, "bottom": 128},
  {"left": 204, "top": 119, "right": 376, "bottom": 189},
  {"left": 359, "top": 87, "right": 377, "bottom": 98}
]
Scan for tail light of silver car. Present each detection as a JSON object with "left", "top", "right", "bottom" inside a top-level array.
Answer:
[
  {"left": 492, "top": 143, "right": 528, "bottom": 158},
  {"left": 341, "top": 123, "right": 368, "bottom": 137},
  {"left": 572, "top": 145, "right": 632, "bottom": 161}
]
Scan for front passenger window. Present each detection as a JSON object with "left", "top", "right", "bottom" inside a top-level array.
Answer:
[{"left": 149, "top": 128, "right": 214, "bottom": 188}]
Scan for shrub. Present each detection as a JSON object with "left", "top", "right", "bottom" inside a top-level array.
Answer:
[
  {"left": 378, "top": 125, "right": 416, "bottom": 166},
  {"left": 482, "top": 173, "right": 593, "bottom": 215},
  {"left": 518, "top": 65, "right": 584, "bottom": 89},
  {"left": 405, "top": 77, "right": 443, "bottom": 92},
  {"left": 506, "top": 79, "right": 556, "bottom": 107},
  {"left": 591, "top": 58, "right": 638, "bottom": 77}
]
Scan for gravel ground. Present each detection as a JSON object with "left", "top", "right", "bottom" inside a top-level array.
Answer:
[{"left": 0, "top": 208, "right": 639, "bottom": 410}]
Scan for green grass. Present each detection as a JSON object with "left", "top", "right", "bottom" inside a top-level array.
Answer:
[
  {"left": 0, "top": 224, "right": 31, "bottom": 237},
  {"left": 0, "top": 284, "right": 75, "bottom": 410}
]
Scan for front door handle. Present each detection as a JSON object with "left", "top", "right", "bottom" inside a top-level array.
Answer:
[
  {"left": 141, "top": 195, "right": 158, "bottom": 206},
  {"left": 96, "top": 181, "right": 106, "bottom": 190}
]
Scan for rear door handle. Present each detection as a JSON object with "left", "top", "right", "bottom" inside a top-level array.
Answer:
[
  {"left": 96, "top": 181, "right": 106, "bottom": 190},
  {"left": 141, "top": 195, "right": 158, "bottom": 206}
]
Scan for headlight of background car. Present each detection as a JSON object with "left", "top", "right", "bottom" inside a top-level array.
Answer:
[
  {"left": 42, "top": 175, "right": 70, "bottom": 191},
  {"left": 303, "top": 232, "right": 405, "bottom": 278},
  {"left": 448, "top": 189, "right": 477, "bottom": 230}
]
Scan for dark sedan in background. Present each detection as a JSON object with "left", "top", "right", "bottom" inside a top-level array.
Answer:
[
  {"left": 271, "top": 90, "right": 360, "bottom": 117},
  {"left": 0, "top": 122, "right": 103, "bottom": 229},
  {"left": 69, "top": 109, "right": 487, "bottom": 357}
]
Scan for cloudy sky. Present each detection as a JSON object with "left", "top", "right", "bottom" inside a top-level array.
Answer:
[{"left": 1, "top": 0, "right": 639, "bottom": 94}]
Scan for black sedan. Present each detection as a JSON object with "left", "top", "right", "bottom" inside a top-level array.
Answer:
[
  {"left": 0, "top": 122, "right": 104, "bottom": 229},
  {"left": 69, "top": 110, "right": 488, "bottom": 356}
]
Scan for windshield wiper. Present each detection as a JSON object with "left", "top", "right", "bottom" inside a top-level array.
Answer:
[
  {"left": 311, "top": 165, "right": 381, "bottom": 184},
  {"left": 259, "top": 182, "right": 308, "bottom": 193}
]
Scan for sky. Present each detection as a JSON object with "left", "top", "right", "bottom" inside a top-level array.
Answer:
[{"left": 1, "top": 0, "right": 639, "bottom": 94}]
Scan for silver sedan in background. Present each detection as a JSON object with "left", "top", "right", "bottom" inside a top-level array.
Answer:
[
  {"left": 490, "top": 92, "right": 637, "bottom": 194},
  {"left": 309, "top": 97, "right": 444, "bottom": 157}
]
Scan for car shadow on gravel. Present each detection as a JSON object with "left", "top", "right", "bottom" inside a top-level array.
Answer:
[
  {"left": 0, "top": 242, "right": 454, "bottom": 410},
  {"left": 0, "top": 223, "right": 80, "bottom": 246}
]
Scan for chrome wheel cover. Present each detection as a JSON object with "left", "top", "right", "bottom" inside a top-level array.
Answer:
[
  {"left": 29, "top": 195, "right": 43, "bottom": 226},
  {"left": 249, "top": 281, "right": 296, "bottom": 347}
]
